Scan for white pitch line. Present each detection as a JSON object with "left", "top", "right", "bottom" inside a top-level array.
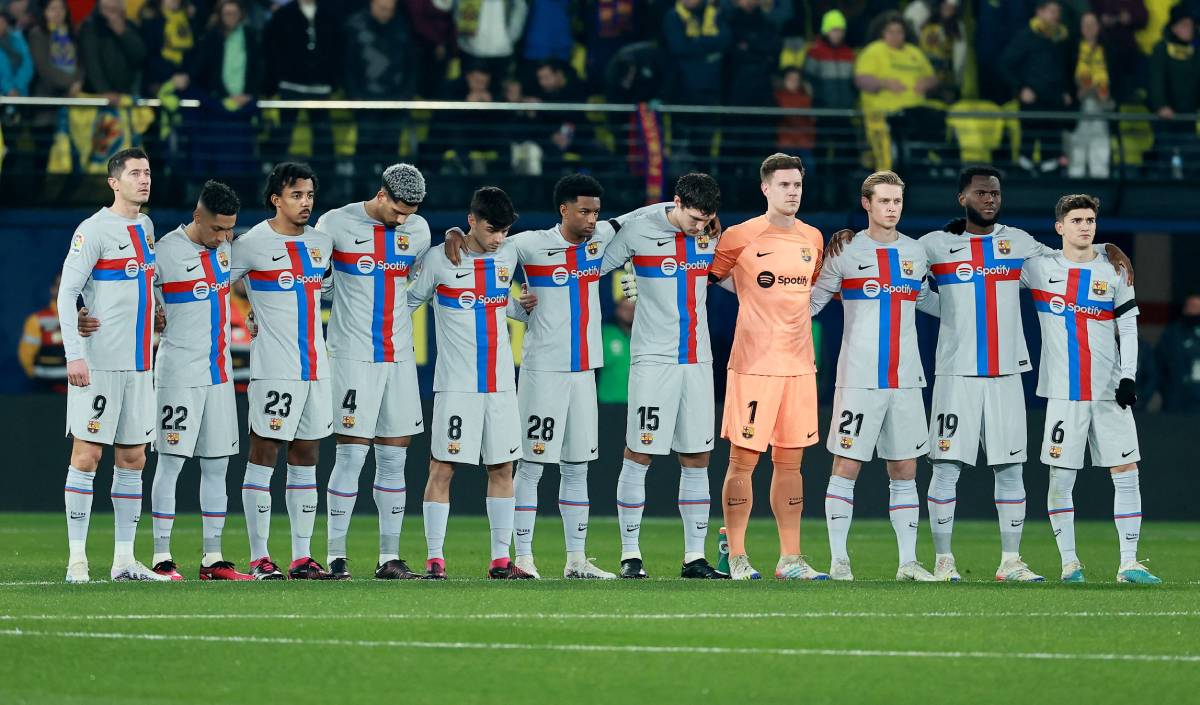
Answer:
[
  {"left": 0, "top": 628, "right": 1196, "bottom": 664},
  {"left": 1, "top": 611, "right": 1197, "bottom": 621}
]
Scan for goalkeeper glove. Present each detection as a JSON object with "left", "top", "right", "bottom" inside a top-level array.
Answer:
[
  {"left": 620, "top": 262, "right": 638, "bottom": 302},
  {"left": 1115, "top": 378, "right": 1137, "bottom": 409}
]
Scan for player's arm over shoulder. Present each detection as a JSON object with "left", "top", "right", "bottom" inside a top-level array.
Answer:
[{"left": 709, "top": 222, "right": 754, "bottom": 281}]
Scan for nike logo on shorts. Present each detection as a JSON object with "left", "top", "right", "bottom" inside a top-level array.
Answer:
[
  {"left": 589, "top": 447, "right": 597, "bottom": 454},
  {"left": 704, "top": 437, "right": 714, "bottom": 444},
  {"left": 807, "top": 431, "right": 817, "bottom": 439},
  {"left": 509, "top": 447, "right": 519, "bottom": 454},
  {"left": 1122, "top": 449, "right": 1136, "bottom": 457},
  {"left": 1009, "top": 450, "right": 1021, "bottom": 456},
  {"left": 916, "top": 440, "right": 928, "bottom": 450}
]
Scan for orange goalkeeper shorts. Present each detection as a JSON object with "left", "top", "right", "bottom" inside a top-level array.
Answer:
[{"left": 721, "top": 371, "right": 819, "bottom": 453}]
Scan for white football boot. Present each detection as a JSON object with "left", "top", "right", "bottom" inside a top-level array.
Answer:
[
  {"left": 514, "top": 554, "right": 541, "bottom": 580},
  {"left": 933, "top": 554, "right": 961, "bottom": 582},
  {"left": 994, "top": 556, "right": 1045, "bottom": 582},
  {"left": 896, "top": 561, "right": 938, "bottom": 582},
  {"left": 111, "top": 560, "right": 174, "bottom": 582},
  {"left": 65, "top": 560, "right": 90, "bottom": 584},
  {"left": 829, "top": 558, "right": 854, "bottom": 581},
  {"left": 728, "top": 554, "right": 762, "bottom": 580},
  {"left": 775, "top": 555, "right": 829, "bottom": 580},
  {"left": 564, "top": 557, "right": 616, "bottom": 579}
]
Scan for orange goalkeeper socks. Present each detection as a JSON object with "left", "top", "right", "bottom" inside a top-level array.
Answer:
[
  {"left": 770, "top": 446, "right": 805, "bottom": 556},
  {"left": 722, "top": 445, "right": 760, "bottom": 556}
]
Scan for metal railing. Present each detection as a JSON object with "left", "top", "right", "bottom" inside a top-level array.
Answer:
[{"left": 1, "top": 96, "right": 1196, "bottom": 211}]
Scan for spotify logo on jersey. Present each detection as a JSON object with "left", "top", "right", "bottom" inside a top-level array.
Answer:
[
  {"left": 192, "top": 281, "right": 210, "bottom": 299},
  {"left": 1049, "top": 296, "right": 1067, "bottom": 314},
  {"left": 757, "top": 271, "right": 776, "bottom": 288},
  {"left": 552, "top": 267, "right": 570, "bottom": 285},
  {"left": 955, "top": 263, "right": 974, "bottom": 281},
  {"left": 357, "top": 256, "right": 376, "bottom": 273},
  {"left": 862, "top": 280, "right": 881, "bottom": 297},
  {"left": 660, "top": 259, "right": 679, "bottom": 276},
  {"left": 277, "top": 272, "right": 295, "bottom": 289},
  {"left": 458, "top": 291, "right": 477, "bottom": 308}
]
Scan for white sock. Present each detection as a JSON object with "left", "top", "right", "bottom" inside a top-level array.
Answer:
[
  {"left": 285, "top": 464, "right": 318, "bottom": 561},
  {"left": 111, "top": 467, "right": 143, "bottom": 566},
  {"left": 151, "top": 453, "right": 186, "bottom": 559},
  {"left": 888, "top": 479, "right": 920, "bottom": 566},
  {"left": 559, "top": 462, "right": 590, "bottom": 555},
  {"left": 199, "top": 457, "right": 229, "bottom": 558},
  {"left": 617, "top": 457, "right": 649, "bottom": 559},
  {"left": 241, "top": 462, "right": 274, "bottom": 562},
  {"left": 993, "top": 463, "right": 1026, "bottom": 560},
  {"left": 64, "top": 466, "right": 95, "bottom": 563},
  {"left": 824, "top": 475, "right": 856, "bottom": 563},
  {"left": 1047, "top": 466, "right": 1078, "bottom": 566},
  {"left": 486, "top": 495, "right": 515, "bottom": 561},
  {"left": 678, "top": 466, "right": 710, "bottom": 563},
  {"left": 373, "top": 444, "right": 408, "bottom": 563},
  {"left": 1112, "top": 469, "right": 1142, "bottom": 564},
  {"left": 326, "top": 443, "right": 368, "bottom": 562},
  {"left": 513, "top": 460, "right": 543, "bottom": 557},
  {"left": 928, "top": 460, "right": 960, "bottom": 556},
  {"left": 423, "top": 501, "right": 450, "bottom": 560}
]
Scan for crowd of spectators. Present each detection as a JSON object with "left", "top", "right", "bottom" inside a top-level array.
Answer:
[{"left": 0, "top": 0, "right": 1198, "bottom": 177}]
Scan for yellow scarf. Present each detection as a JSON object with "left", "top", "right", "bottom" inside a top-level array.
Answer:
[
  {"left": 1166, "top": 42, "right": 1195, "bottom": 61},
  {"left": 1075, "top": 41, "right": 1109, "bottom": 99},
  {"left": 1030, "top": 16, "right": 1068, "bottom": 42},
  {"left": 162, "top": 8, "right": 194, "bottom": 66},
  {"left": 675, "top": 1, "right": 718, "bottom": 38}
]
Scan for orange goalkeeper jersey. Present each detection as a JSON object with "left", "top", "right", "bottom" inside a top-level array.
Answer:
[{"left": 710, "top": 215, "right": 824, "bottom": 376}]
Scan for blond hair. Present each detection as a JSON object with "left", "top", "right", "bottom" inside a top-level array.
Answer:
[{"left": 861, "top": 170, "right": 905, "bottom": 200}]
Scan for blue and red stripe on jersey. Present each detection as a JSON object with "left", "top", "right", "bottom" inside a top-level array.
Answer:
[
  {"left": 839, "top": 248, "right": 921, "bottom": 388},
  {"left": 435, "top": 258, "right": 509, "bottom": 393},
  {"left": 1030, "top": 268, "right": 1114, "bottom": 401},
  {"left": 331, "top": 225, "right": 416, "bottom": 363},
  {"left": 92, "top": 224, "right": 156, "bottom": 371},
  {"left": 246, "top": 240, "right": 325, "bottom": 380},
  {"left": 523, "top": 240, "right": 603, "bottom": 371},
  {"left": 161, "top": 248, "right": 231, "bottom": 384},
  {"left": 630, "top": 231, "right": 714, "bottom": 364},
  {"left": 930, "top": 236, "right": 1022, "bottom": 377}
]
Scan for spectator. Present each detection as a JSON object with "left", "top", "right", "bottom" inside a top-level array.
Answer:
[
  {"left": 854, "top": 11, "right": 935, "bottom": 170},
  {"left": 1068, "top": 12, "right": 1112, "bottom": 178},
  {"left": 403, "top": 0, "right": 454, "bottom": 98},
  {"left": 724, "top": 0, "right": 780, "bottom": 168},
  {"left": 774, "top": 66, "right": 813, "bottom": 159},
  {"left": 1000, "top": 0, "right": 1074, "bottom": 174},
  {"left": 598, "top": 297, "right": 634, "bottom": 404},
  {"left": 262, "top": 0, "right": 344, "bottom": 169},
  {"left": 603, "top": 39, "right": 664, "bottom": 103},
  {"left": 1091, "top": 0, "right": 1148, "bottom": 102},
  {"left": 522, "top": 0, "right": 572, "bottom": 66},
  {"left": 17, "top": 275, "right": 67, "bottom": 393},
  {"left": 2, "top": 0, "right": 34, "bottom": 32},
  {"left": 190, "top": 0, "right": 259, "bottom": 103},
  {"left": 974, "top": 0, "right": 1029, "bottom": 104},
  {"left": 345, "top": 0, "right": 417, "bottom": 175},
  {"left": 663, "top": 0, "right": 728, "bottom": 105},
  {"left": 139, "top": 0, "right": 196, "bottom": 95},
  {"left": 583, "top": 0, "right": 647, "bottom": 94},
  {"left": 724, "top": 0, "right": 779, "bottom": 108},
  {"left": 1148, "top": 6, "right": 1199, "bottom": 179},
  {"left": 663, "top": 0, "right": 730, "bottom": 163},
  {"left": 804, "top": 10, "right": 855, "bottom": 169},
  {"left": 188, "top": 0, "right": 260, "bottom": 194},
  {"left": 915, "top": 1, "right": 965, "bottom": 105},
  {"left": 1157, "top": 293, "right": 1200, "bottom": 413},
  {"left": 28, "top": 0, "right": 83, "bottom": 99},
  {"left": 434, "top": 0, "right": 528, "bottom": 89},
  {"left": 437, "top": 61, "right": 499, "bottom": 174},
  {"left": 528, "top": 59, "right": 590, "bottom": 170},
  {"left": 78, "top": 0, "right": 147, "bottom": 100},
  {"left": 0, "top": 11, "right": 33, "bottom": 96}
]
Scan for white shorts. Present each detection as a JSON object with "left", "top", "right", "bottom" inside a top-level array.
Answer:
[
  {"left": 518, "top": 368, "right": 598, "bottom": 463},
  {"left": 928, "top": 374, "right": 1028, "bottom": 467},
  {"left": 432, "top": 390, "right": 522, "bottom": 465},
  {"left": 66, "top": 369, "right": 154, "bottom": 446},
  {"left": 156, "top": 382, "right": 240, "bottom": 458},
  {"left": 331, "top": 357, "right": 424, "bottom": 439},
  {"left": 248, "top": 378, "right": 332, "bottom": 442},
  {"left": 1040, "top": 398, "right": 1140, "bottom": 470},
  {"left": 827, "top": 386, "right": 928, "bottom": 462},
  {"left": 625, "top": 361, "right": 715, "bottom": 455}
]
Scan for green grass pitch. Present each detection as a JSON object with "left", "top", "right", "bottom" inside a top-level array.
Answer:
[{"left": 1, "top": 513, "right": 1197, "bottom": 704}]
